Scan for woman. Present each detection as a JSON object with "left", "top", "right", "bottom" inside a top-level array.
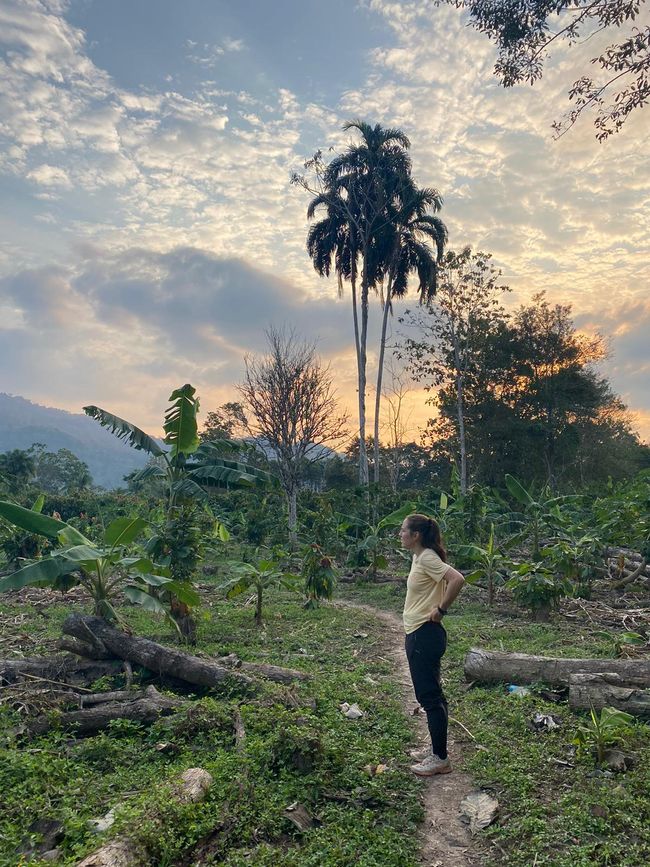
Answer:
[{"left": 400, "top": 513, "right": 465, "bottom": 776}]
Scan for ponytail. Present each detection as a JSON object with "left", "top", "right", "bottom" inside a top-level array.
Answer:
[{"left": 405, "top": 513, "right": 447, "bottom": 562}]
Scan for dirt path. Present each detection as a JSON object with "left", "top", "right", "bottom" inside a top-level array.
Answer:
[{"left": 340, "top": 601, "right": 479, "bottom": 867}]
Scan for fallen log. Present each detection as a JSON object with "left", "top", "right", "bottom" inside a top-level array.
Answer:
[
  {"left": 76, "top": 768, "right": 213, "bottom": 867},
  {"left": 62, "top": 613, "right": 310, "bottom": 688},
  {"left": 464, "top": 648, "right": 650, "bottom": 688},
  {"left": 28, "top": 685, "right": 184, "bottom": 736},
  {"left": 612, "top": 557, "right": 648, "bottom": 589},
  {"left": 63, "top": 614, "right": 255, "bottom": 690},
  {"left": 0, "top": 655, "right": 123, "bottom": 688},
  {"left": 569, "top": 673, "right": 650, "bottom": 719},
  {"left": 239, "top": 661, "right": 310, "bottom": 683}
]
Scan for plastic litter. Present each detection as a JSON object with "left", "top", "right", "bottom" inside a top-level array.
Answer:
[{"left": 507, "top": 684, "right": 530, "bottom": 697}]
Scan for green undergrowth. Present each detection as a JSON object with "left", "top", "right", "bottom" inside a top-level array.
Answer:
[
  {"left": 344, "top": 582, "right": 650, "bottom": 867},
  {"left": 0, "top": 589, "right": 422, "bottom": 866}
]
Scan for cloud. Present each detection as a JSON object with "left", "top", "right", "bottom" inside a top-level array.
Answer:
[
  {"left": 0, "top": 0, "right": 647, "bottom": 441},
  {"left": 186, "top": 37, "right": 245, "bottom": 68},
  {"left": 0, "top": 246, "right": 365, "bottom": 429},
  {"left": 26, "top": 162, "right": 71, "bottom": 187}
]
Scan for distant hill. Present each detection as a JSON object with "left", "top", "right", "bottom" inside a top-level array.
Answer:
[{"left": 0, "top": 394, "right": 149, "bottom": 490}]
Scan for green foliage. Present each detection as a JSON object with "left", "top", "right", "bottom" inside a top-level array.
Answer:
[
  {"left": 0, "top": 504, "right": 186, "bottom": 627},
  {"left": 461, "top": 523, "right": 509, "bottom": 605},
  {"left": 340, "top": 503, "right": 416, "bottom": 578},
  {"left": 505, "top": 561, "right": 573, "bottom": 619},
  {"left": 574, "top": 706, "right": 635, "bottom": 765},
  {"left": 220, "top": 549, "right": 299, "bottom": 625},
  {"left": 541, "top": 533, "right": 602, "bottom": 599},
  {"left": 301, "top": 543, "right": 337, "bottom": 608}
]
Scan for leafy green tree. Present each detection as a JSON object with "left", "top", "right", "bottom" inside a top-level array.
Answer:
[
  {"left": 414, "top": 292, "right": 646, "bottom": 489},
  {"left": 33, "top": 447, "right": 92, "bottom": 494},
  {"left": 399, "top": 247, "right": 510, "bottom": 493},
  {"left": 0, "top": 448, "right": 37, "bottom": 496},
  {"left": 441, "top": 1, "right": 650, "bottom": 139},
  {"left": 200, "top": 402, "right": 248, "bottom": 442},
  {"left": 298, "top": 120, "right": 417, "bottom": 485}
]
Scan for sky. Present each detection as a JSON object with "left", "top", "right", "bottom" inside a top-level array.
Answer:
[{"left": 1, "top": 0, "right": 649, "bottom": 443}]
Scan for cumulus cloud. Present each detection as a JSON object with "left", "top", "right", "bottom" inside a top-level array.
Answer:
[
  {"left": 0, "top": 0, "right": 647, "bottom": 438},
  {"left": 0, "top": 247, "right": 366, "bottom": 429}
]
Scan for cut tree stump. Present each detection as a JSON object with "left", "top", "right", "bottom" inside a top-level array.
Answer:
[
  {"left": 62, "top": 613, "right": 309, "bottom": 688},
  {"left": 464, "top": 648, "right": 650, "bottom": 688},
  {"left": 0, "top": 655, "right": 123, "bottom": 688},
  {"left": 569, "top": 673, "right": 650, "bottom": 719},
  {"left": 28, "top": 685, "right": 184, "bottom": 735},
  {"left": 75, "top": 768, "right": 213, "bottom": 867}
]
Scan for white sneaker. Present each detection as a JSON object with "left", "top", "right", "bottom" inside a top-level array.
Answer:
[
  {"left": 410, "top": 753, "right": 452, "bottom": 776},
  {"left": 410, "top": 744, "right": 432, "bottom": 762}
]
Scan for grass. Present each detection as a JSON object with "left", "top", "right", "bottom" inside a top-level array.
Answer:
[
  {"left": 344, "top": 582, "right": 650, "bottom": 867},
  {"left": 0, "top": 586, "right": 422, "bottom": 866},
  {"left": 1, "top": 578, "right": 649, "bottom": 866}
]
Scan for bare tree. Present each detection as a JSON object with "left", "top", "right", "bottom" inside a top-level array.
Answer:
[
  {"left": 238, "top": 328, "right": 348, "bottom": 541},
  {"left": 380, "top": 362, "right": 415, "bottom": 493}
]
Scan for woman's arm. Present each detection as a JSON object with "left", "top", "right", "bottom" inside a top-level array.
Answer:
[{"left": 430, "top": 566, "right": 465, "bottom": 623}]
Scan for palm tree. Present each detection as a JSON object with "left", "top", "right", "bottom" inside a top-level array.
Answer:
[
  {"left": 372, "top": 185, "right": 447, "bottom": 483},
  {"left": 305, "top": 121, "right": 414, "bottom": 486}
]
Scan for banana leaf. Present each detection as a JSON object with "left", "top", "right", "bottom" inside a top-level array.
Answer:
[
  {"left": 0, "top": 500, "right": 69, "bottom": 539},
  {"left": 0, "top": 557, "right": 70, "bottom": 592},
  {"left": 164, "top": 384, "right": 200, "bottom": 459},
  {"left": 84, "top": 406, "right": 165, "bottom": 456},
  {"left": 104, "top": 516, "right": 148, "bottom": 547}
]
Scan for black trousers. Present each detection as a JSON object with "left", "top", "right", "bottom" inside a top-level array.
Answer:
[{"left": 405, "top": 621, "right": 449, "bottom": 760}]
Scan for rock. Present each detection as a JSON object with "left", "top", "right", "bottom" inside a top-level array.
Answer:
[
  {"left": 459, "top": 791, "right": 499, "bottom": 834},
  {"left": 177, "top": 767, "right": 214, "bottom": 803},
  {"left": 42, "top": 849, "right": 62, "bottom": 863},
  {"left": 603, "top": 749, "right": 627, "bottom": 772},
  {"left": 88, "top": 809, "right": 116, "bottom": 834},
  {"left": 339, "top": 702, "right": 364, "bottom": 719}
]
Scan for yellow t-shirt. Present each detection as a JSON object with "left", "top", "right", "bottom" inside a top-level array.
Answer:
[{"left": 403, "top": 548, "right": 450, "bottom": 634}]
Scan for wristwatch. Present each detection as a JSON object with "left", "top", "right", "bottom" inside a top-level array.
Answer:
[{"left": 437, "top": 606, "right": 448, "bottom": 616}]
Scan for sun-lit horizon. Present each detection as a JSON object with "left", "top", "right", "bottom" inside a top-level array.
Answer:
[{"left": 1, "top": 0, "right": 648, "bottom": 445}]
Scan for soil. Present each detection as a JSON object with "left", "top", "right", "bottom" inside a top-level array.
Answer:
[{"left": 338, "top": 601, "right": 479, "bottom": 867}]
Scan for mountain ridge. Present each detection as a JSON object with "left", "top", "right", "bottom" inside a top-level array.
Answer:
[{"left": 0, "top": 393, "right": 148, "bottom": 490}]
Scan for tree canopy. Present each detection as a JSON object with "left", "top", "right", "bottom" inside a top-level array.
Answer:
[{"left": 442, "top": 0, "right": 650, "bottom": 138}]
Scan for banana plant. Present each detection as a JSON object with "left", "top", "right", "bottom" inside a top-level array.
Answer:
[
  {"left": 504, "top": 474, "right": 575, "bottom": 560},
  {"left": 84, "top": 384, "right": 273, "bottom": 510},
  {"left": 574, "top": 706, "right": 635, "bottom": 765},
  {"left": 220, "top": 549, "right": 299, "bottom": 626},
  {"left": 339, "top": 502, "right": 416, "bottom": 578},
  {"left": 0, "top": 500, "right": 198, "bottom": 628},
  {"left": 85, "top": 385, "right": 273, "bottom": 638},
  {"left": 462, "top": 523, "right": 509, "bottom": 606}
]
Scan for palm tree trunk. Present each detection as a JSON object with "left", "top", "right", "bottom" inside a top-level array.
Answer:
[
  {"left": 358, "top": 264, "right": 370, "bottom": 487},
  {"left": 373, "top": 281, "right": 393, "bottom": 485}
]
